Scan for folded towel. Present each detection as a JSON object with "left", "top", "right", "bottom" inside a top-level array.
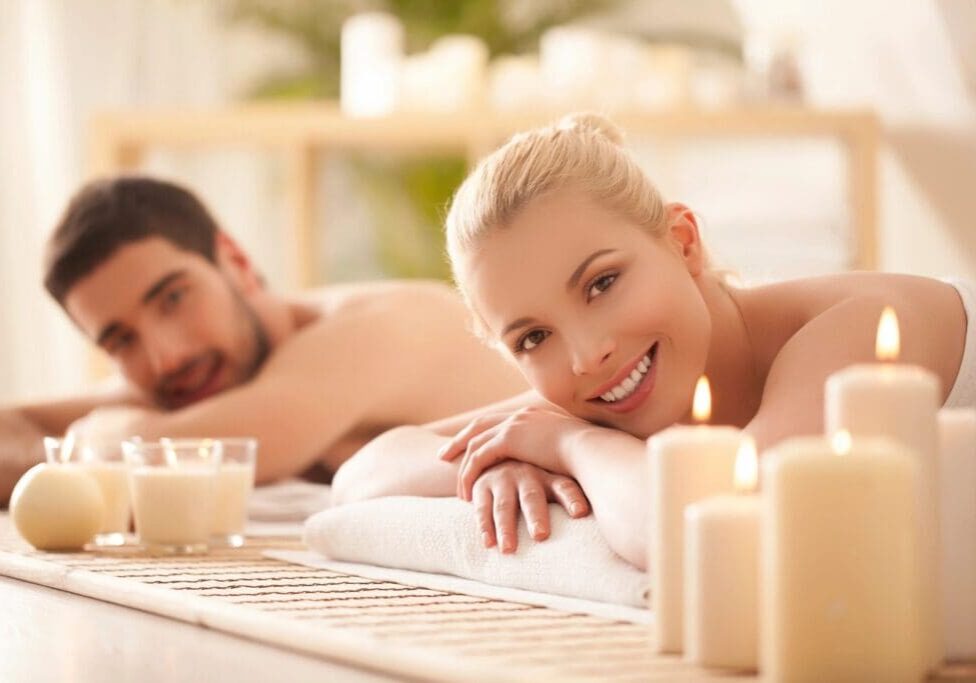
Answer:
[
  {"left": 304, "top": 496, "right": 649, "bottom": 607},
  {"left": 248, "top": 479, "right": 332, "bottom": 522}
]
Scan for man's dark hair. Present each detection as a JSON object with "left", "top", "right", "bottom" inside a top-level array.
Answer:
[{"left": 44, "top": 176, "right": 220, "bottom": 304}]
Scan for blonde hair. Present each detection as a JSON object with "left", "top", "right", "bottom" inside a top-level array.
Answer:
[{"left": 446, "top": 113, "right": 669, "bottom": 288}]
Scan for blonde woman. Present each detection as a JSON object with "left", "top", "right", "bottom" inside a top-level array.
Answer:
[{"left": 334, "top": 114, "right": 974, "bottom": 568}]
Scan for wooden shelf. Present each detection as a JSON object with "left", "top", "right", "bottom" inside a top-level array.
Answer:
[{"left": 89, "top": 103, "right": 880, "bottom": 288}]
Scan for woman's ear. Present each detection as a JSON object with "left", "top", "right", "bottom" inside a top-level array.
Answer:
[
  {"left": 665, "top": 203, "right": 704, "bottom": 276},
  {"left": 214, "top": 232, "right": 264, "bottom": 294}
]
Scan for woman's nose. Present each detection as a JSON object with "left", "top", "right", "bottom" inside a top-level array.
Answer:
[{"left": 570, "top": 334, "right": 615, "bottom": 376}]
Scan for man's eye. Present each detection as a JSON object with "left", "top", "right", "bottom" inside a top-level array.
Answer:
[
  {"left": 517, "top": 329, "right": 549, "bottom": 353},
  {"left": 161, "top": 288, "right": 185, "bottom": 311},
  {"left": 587, "top": 273, "right": 618, "bottom": 300},
  {"left": 108, "top": 332, "right": 135, "bottom": 354}
]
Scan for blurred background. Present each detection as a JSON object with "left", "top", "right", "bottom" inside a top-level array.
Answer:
[{"left": 1, "top": 0, "right": 974, "bottom": 404}]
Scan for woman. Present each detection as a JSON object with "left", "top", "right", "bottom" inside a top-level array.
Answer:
[{"left": 335, "top": 113, "right": 974, "bottom": 569}]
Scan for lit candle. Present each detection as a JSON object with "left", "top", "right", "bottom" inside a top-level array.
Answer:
[
  {"left": 824, "top": 306, "right": 943, "bottom": 668},
  {"left": 938, "top": 407, "right": 976, "bottom": 660},
  {"left": 761, "top": 432, "right": 925, "bottom": 682},
  {"left": 684, "top": 438, "right": 760, "bottom": 670},
  {"left": 647, "top": 376, "right": 743, "bottom": 653}
]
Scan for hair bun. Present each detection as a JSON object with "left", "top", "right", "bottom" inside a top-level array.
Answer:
[{"left": 556, "top": 112, "right": 624, "bottom": 146}]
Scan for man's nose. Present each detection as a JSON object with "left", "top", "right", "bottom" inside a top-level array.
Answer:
[
  {"left": 570, "top": 334, "right": 616, "bottom": 376},
  {"left": 144, "top": 333, "right": 192, "bottom": 378}
]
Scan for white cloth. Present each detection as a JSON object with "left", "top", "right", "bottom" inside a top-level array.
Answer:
[
  {"left": 247, "top": 479, "right": 332, "bottom": 522},
  {"left": 303, "top": 496, "right": 649, "bottom": 607},
  {"left": 945, "top": 278, "right": 976, "bottom": 409}
]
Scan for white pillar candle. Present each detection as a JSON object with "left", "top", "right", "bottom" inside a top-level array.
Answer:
[
  {"left": 824, "top": 307, "right": 943, "bottom": 668},
  {"left": 938, "top": 408, "right": 976, "bottom": 660},
  {"left": 648, "top": 376, "right": 743, "bottom": 653},
  {"left": 684, "top": 439, "right": 760, "bottom": 670},
  {"left": 130, "top": 468, "right": 217, "bottom": 549},
  {"left": 762, "top": 432, "right": 925, "bottom": 683},
  {"left": 340, "top": 12, "right": 403, "bottom": 118}
]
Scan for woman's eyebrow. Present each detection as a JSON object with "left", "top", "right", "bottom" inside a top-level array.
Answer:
[
  {"left": 565, "top": 249, "right": 618, "bottom": 291},
  {"left": 501, "top": 316, "right": 539, "bottom": 338}
]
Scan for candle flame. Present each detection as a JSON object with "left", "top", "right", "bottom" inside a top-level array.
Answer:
[
  {"left": 875, "top": 307, "right": 900, "bottom": 362},
  {"left": 692, "top": 375, "right": 712, "bottom": 423},
  {"left": 734, "top": 438, "right": 759, "bottom": 492},
  {"left": 831, "top": 430, "right": 852, "bottom": 456},
  {"left": 59, "top": 431, "right": 76, "bottom": 464}
]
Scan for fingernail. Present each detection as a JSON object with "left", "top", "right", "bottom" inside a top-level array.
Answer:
[
  {"left": 501, "top": 537, "right": 515, "bottom": 553},
  {"left": 571, "top": 503, "right": 585, "bottom": 516},
  {"left": 482, "top": 532, "right": 494, "bottom": 548}
]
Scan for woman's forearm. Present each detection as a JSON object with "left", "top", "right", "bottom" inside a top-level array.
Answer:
[
  {"left": 331, "top": 426, "right": 458, "bottom": 505},
  {"left": 561, "top": 426, "right": 649, "bottom": 569}
]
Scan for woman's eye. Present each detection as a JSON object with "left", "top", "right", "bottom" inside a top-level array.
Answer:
[
  {"left": 587, "top": 273, "right": 618, "bottom": 300},
  {"left": 517, "top": 329, "right": 549, "bottom": 352}
]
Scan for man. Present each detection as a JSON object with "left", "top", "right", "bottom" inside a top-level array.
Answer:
[{"left": 0, "top": 176, "right": 527, "bottom": 505}]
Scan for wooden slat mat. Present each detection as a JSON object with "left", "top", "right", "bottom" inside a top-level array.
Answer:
[
  {"left": 0, "top": 517, "right": 743, "bottom": 682},
  {"left": 3, "top": 518, "right": 973, "bottom": 682}
]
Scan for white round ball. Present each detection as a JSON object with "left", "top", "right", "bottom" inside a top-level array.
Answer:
[{"left": 10, "top": 463, "right": 105, "bottom": 550}]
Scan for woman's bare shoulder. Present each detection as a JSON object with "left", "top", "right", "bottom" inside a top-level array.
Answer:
[{"left": 744, "top": 272, "right": 966, "bottom": 404}]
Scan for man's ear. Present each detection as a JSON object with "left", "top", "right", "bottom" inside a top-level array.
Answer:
[
  {"left": 214, "top": 232, "right": 263, "bottom": 294},
  {"left": 665, "top": 202, "right": 704, "bottom": 277}
]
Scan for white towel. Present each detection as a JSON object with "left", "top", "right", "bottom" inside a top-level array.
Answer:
[
  {"left": 303, "top": 496, "right": 649, "bottom": 607},
  {"left": 248, "top": 479, "right": 332, "bottom": 522}
]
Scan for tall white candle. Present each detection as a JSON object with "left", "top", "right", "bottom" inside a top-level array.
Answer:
[
  {"left": 340, "top": 12, "right": 404, "bottom": 118},
  {"left": 824, "top": 306, "right": 943, "bottom": 668},
  {"left": 762, "top": 432, "right": 924, "bottom": 683},
  {"left": 684, "top": 438, "right": 760, "bottom": 670},
  {"left": 938, "top": 408, "right": 976, "bottom": 660},
  {"left": 648, "top": 376, "right": 743, "bottom": 653}
]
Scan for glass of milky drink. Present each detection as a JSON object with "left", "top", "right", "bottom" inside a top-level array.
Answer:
[
  {"left": 44, "top": 436, "right": 132, "bottom": 547},
  {"left": 208, "top": 438, "right": 258, "bottom": 548},
  {"left": 122, "top": 439, "right": 223, "bottom": 555}
]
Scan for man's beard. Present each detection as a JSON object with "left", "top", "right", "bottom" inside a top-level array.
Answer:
[{"left": 153, "top": 285, "right": 271, "bottom": 410}]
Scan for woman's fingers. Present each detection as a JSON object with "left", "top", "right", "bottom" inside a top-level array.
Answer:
[
  {"left": 455, "top": 429, "right": 497, "bottom": 499},
  {"left": 459, "top": 436, "right": 509, "bottom": 501},
  {"left": 517, "top": 475, "right": 551, "bottom": 541},
  {"left": 547, "top": 474, "right": 591, "bottom": 518},
  {"left": 471, "top": 480, "right": 497, "bottom": 548},
  {"left": 493, "top": 485, "right": 519, "bottom": 553},
  {"left": 437, "top": 413, "right": 506, "bottom": 462}
]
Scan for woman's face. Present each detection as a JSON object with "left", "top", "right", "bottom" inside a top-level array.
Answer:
[{"left": 460, "top": 192, "right": 711, "bottom": 438}]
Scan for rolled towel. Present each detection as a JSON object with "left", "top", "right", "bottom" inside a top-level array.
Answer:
[{"left": 304, "top": 496, "right": 649, "bottom": 607}]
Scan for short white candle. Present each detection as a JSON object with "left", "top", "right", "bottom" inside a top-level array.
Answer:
[
  {"left": 648, "top": 376, "right": 743, "bottom": 653},
  {"left": 684, "top": 438, "right": 760, "bottom": 670},
  {"left": 212, "top": 462, "right": 256, "bottom": 538},
  {"left": 825, "top": 306, "right": 943, "bottom": 668},
  {"left": 938, "top": 408, "right": 976, "bottom": 660},
  {"left": 762, "top": 432, "right": 925, "bottom": 683},
  {"left": 130, "top": 467, "right": 217, "bottom": 548}
]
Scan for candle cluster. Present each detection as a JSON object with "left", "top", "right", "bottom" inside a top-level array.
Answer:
[{"left": 647, "top": 306, "right": 976, "bottom": 679}]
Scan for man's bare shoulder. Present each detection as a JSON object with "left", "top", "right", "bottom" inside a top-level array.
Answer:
[{"left": 293, "top": 279, "right": 459, "bottom": 316}]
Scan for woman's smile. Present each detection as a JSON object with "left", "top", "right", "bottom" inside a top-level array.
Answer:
[{"left": 586, "top": 341, "right": 659, "bottom": 413}]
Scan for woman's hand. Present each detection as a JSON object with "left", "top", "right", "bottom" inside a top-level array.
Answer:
[
  {"left": 438, "top": 406, "right": 591, "bottom": 501},
  {"left": 472, "top": 460, "right": 590, "bottom": 553}
]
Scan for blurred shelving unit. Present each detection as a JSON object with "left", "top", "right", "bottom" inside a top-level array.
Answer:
[{"left": 89, "top": 102, "right": 879, "bottom": 289}]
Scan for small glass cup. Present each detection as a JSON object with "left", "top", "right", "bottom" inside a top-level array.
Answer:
[
  {"left": 44, "top": 436, "right": 132, "bottom": 547},
  {"left": 206, "top": 438, "right": 257, "bottom": 548},
  {"left": 122, "top": 439, "right": 222, "bottom": 555}
]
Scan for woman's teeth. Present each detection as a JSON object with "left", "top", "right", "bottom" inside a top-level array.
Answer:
[{"left": 600, "top": 350, "right": 653, "bottom": 402}]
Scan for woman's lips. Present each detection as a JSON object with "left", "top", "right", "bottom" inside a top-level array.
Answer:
[{"left": 587, "top": 343, "right": 659, "bottom": 414}]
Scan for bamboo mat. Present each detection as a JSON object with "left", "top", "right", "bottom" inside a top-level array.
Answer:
[{"left": 1, "top": 517, "right": 972, "bottom": 682}]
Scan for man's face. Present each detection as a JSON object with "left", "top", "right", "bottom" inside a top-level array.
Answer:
[{"left": 64, "top": 237, "right": 269, "bottom": 410}]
